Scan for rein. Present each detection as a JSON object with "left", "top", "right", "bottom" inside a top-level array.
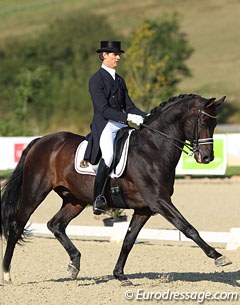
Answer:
[
  {"left": 142, "top": 109, "right": 217, "bottom": 156},
  {"left": 141, "top": 123, "right": 193, "bottom": 155}
]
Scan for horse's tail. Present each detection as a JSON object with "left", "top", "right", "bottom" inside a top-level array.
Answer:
[{"left": 1, "top": 137, "right": 41, "bottom": 241}]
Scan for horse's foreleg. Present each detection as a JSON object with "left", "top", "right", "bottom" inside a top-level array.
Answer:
[
  {"left": 152, "top": 197, "right": 231, "bottom": 267},
  {"left": 47, "top": 201, "right": 85, "bottom": 279},
  {"left": 113, "top": 209, "right": 151, "bottom": 285}
]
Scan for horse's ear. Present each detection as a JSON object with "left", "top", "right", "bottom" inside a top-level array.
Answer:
[
  {"left": 215, "top": 96, "right": 226, "bottom": 108},
  {"left": 206, "top": 96, "right": 226, "bottom": 108}
]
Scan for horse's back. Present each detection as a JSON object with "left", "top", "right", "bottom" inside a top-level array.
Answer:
[
  {"left": 25, "top": 131, "right": 85, "bottom": 171},
  {"left": 39, "top": 131, "right": 84, "bottom": 145}
]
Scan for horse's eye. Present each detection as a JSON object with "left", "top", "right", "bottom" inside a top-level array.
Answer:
[{"left": 199, "top": 119, "right": 207, "bottom": 127}]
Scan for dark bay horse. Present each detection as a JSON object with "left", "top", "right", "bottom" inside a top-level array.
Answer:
[{"left": 1, "top": 94, "right": 230, "bottom": 285}]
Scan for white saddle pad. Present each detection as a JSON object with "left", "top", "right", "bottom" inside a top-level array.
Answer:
[{"left": 74, "top": 129, "right": 134, "bottom": 178}]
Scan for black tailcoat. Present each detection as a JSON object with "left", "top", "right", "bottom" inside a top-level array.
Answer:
[{"left": 84, "top": 68, "right": 146, "bottom": 164}]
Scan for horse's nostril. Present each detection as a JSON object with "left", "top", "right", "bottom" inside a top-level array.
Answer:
[{"left": 203, "top": 155, "right": 211, "bottom": 163}]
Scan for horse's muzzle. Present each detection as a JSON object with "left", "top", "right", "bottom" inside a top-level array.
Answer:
[{"left": 194, "top": 150, "right": 213, "bottom": 164}]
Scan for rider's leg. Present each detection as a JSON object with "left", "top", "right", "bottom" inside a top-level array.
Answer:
[
  {"left": 93, "top": 120, "right": 127, "bottom": 215},
  {"left": 93, "top": 158, "right": 110, "bottom": 215}
]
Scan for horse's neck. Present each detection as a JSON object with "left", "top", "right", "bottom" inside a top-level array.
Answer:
[
  {"left": 148, "top": 114, "right": 186, "bottom": 142},
  {"left": 137, "top": 116, "right": 185, "bottom": 168}
]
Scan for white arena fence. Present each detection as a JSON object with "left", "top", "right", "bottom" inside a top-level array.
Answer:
[{"left": 27, "top": 222, "right": 240, "bottom": 251}]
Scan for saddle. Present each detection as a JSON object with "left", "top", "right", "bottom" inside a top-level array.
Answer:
[
  {"left": 111, "top": 127, "right": 130, "bottom": 174},
  {"left": 75, "top": 128, "right": 135, "bottom": 178},
  {"left": 75, "top": 128, "right": 135, "bottom": 209},
  {"left": 110, "top": 127, "right": 131, "bottom": 209}
]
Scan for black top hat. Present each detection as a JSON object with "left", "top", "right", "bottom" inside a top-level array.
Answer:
[{"left": 96, "top": 41, "right": 125, "bottom": 53}]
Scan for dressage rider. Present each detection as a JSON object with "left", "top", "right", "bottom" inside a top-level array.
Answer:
[{"left": 83, "top": 41, "right": 146, "bottom": 215}]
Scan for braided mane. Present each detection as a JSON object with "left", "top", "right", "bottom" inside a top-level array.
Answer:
[{"left": 149, "top": 94, "right": 201, "bottom": 115}]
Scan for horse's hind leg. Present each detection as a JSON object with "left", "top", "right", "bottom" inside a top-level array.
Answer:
[
  {"left": 47, "top": 200, "right": 86, "bottom": 279},
  {"left": 3, "top": 182, "right": 52, "bottom": 282}
]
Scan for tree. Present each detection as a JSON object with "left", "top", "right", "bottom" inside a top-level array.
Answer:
[
  {"left": 124, "top": 14, "right": 193, "bottom": 110},
  {"left": 0, "top": 11, "right": 119, "bottom": 135}
]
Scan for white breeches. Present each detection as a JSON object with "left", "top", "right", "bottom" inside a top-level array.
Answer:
[{"left": 100, "top": 120, "right": 127, "bottom": 167}]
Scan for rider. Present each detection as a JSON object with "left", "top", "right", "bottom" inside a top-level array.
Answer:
[{"left": 83, "top": 41, "right": 146, "bottom": 215}]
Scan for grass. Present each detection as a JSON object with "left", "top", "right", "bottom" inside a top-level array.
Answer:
[
  {"left": 1, "top": 0, "right": 240, "bottom": 103},
  {"left": 225, "top": 166, "right": 240, "bottom": 177},
  {"left": 0, "top": 170, "right": 12, "bottom": 179}
]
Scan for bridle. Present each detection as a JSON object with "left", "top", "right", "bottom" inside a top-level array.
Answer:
[
  {"left": 192, "top": 110, "right": 217, "bottom": 155},
  {"left": 141, "top": 109, "right": 217, "bottom": 156}
]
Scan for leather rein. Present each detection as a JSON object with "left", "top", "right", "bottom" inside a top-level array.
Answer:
[{"left": 141, "top": 109, "right": 217, "bottom": 156}]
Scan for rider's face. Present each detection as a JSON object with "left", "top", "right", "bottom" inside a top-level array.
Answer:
[{"left": 102, "top": 52, "right": 121, "bottom": 69}]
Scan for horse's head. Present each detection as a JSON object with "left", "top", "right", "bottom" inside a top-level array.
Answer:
[
  {"left": 186, "top": 95, "right": 225, "bottom": 164},
  {"left": 142, "top": 94, "right": 225, "bottom": 165}
]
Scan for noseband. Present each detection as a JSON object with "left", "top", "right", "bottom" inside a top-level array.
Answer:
[
  {"left": 142, "top": 109, "right": 217, "bottom": 156},
  {"left": 192, "top": 110, "right": 217, "bottom": 154}
]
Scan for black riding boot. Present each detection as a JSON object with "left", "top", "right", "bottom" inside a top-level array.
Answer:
[{"left": 93, "top": 159, "right": 110, "bottom": 215}]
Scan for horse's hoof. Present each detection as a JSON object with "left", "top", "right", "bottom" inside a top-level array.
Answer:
[
  {"left": 215, "top": 255, "right": 232, "bottom": 267},
  {"left": 3, "top": 272, "right": 12, "bottom": 284},
  {"left": 67, "top": 262, "right": 80, "bottom": 279},
  {"left": 120, "top": 279, "right": 133, "bottom": 286}
]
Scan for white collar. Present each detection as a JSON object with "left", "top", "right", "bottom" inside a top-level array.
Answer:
[{"left": 101, "top": 64, "right": 115, "bottom": 80}]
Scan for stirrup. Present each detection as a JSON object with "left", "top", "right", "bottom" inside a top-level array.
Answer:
[{"left": 93, "top": 195, "right": 107, "bottom": 215}]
